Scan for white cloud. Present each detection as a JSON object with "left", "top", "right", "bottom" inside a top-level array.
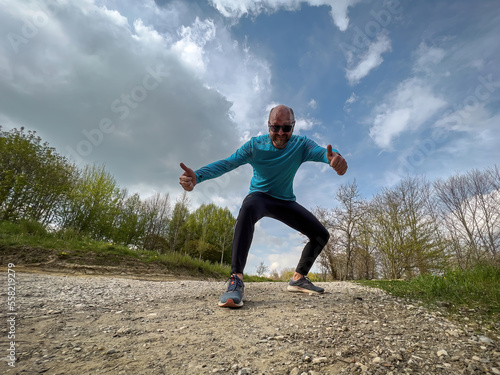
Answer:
[
  {"left": 132, "top": 19, "right": 165, "bottom": 44},
  {"left": 209, "top": 0, "right": 362, "bottom": 31},
  {"left": 172, "top": 17, "right": 216, "bottom": 74},
  {"left": 413, "top": 42, "right": 446, "bottom": 73},
  {"left": 343, "top": 92, "right": 358, "bottom": 112},
  {"left": 435, "top": 103, "right": 493, "bottom": 133},
  {"left": 346, "top": 32, "right": 391, "bottom": 85},
  {"left": 0, "top": 0, "right": 270, "bottom": 204},
  {"left": 321, "top": 0, "right": 363, "bottom": 32},
  {"left": 308, "top": 98, "right": 318, "bottom": 109},
  {"left": 369, "top": 78, "right": 447, "bottom": 149},
  {"left": 345, "top": 92, "right": 358, "bottom": 105},
  {"left": 294, "top": 117, "right": 319, "bottom": 133}
]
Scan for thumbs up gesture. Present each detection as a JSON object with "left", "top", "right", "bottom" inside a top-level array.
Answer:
[
  {"left": 327, "top": 145, "right": 348, "bottom": 176},
  {"left": 179, "top": 163, "right": 197, "bottom": 191}
]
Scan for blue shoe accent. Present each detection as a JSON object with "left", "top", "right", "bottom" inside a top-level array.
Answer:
[{"left": 219, "top": 274, "right": 244, "bottom": 308}]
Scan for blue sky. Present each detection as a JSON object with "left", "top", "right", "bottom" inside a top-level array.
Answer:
[{"left": 1, "top": 0, "right": 499, "bottom": 275}]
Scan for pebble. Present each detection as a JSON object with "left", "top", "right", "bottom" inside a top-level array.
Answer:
[
  {"left": 312, "top": 356, "right": 328, "bottom": 364},
  {"left": 479, "top": 335, "right": 494, "bottom": 345},
  {"left": 437, "top": 349, "right": 448, "bottom": 357}
]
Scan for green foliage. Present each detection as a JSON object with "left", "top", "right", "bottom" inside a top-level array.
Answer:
[
  {"left": 112, "top": 192, "right": 146, "bottom": 246},
  {"left": 141, "top": 192, "right": 171, "bottom": 251},
  {"left": 182, "top": 203, "right": 235, "bottom": 265},
  {"left": 0, "top": 219, "right": 46, "bottom": 236},
  {"left": 279, "top": 268, "right": 295, "bottom": 281},
  {"left": 370, "top": 177, "right": 447, "bottom": 279},
  {"left": 0, "top": 127, "right": 74, "bottom": 224},
  {"left": 145, "top": 251, "right": 231, "bottom": 277},
  {"left": 0, "top": 127, "right": 237, "bottom": 265},
  {"left": 60, "top": 164, "right": 123, "bottom": 240},
  {"left": 242, "top": 275, "right": 274, "bottom": 282},
  {"left": 166, "top": 193, "right": 190, "bottom": 252}
]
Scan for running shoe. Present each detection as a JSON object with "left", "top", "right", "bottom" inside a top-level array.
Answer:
[
  {"left": 287, "top": 276, "right": 324, "bottom": 294},
  {"left": 219, "top": 274, "right": 244, "bottom": 308}
]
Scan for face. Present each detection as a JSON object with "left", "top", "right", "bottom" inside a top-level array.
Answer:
[{"left": 268, "top": 106, "right": 295, "bottom": 149}]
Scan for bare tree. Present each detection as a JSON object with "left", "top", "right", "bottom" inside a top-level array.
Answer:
[
  {"left": 353, "top": 202, "right": 377, "bottom": 279},
  {"left": 333, "top": 180, "right": 364, "bottom": 280},
  {"left": 434, "top": 166, "right": 499, "bottom": 267},
  {"left": 371, "top": 177, "right": 446, "bottom": 279},
  {"left": 142, "top": 192, "right": 171, "bottom": 251},
  {"left": 313, "top": 207, "right": 341, "bottom": 280},
  {"left": 256, "top": 261, "right": 269, "bottom": 277}
]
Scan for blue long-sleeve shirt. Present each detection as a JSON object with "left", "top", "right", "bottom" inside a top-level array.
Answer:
[{"left": 195, "top": 134, "right": 338, "bottom": 201}]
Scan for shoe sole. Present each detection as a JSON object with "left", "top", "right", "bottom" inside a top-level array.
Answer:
[
  {"left": 287, "top": 285, "right": 324, "bottom": 295},
  {"left": 218, "top": 298, "right": 244, "bottom": 308}
]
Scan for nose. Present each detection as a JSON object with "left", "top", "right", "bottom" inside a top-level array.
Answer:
[{"left": 278, "top": 128, "right": 285, "bottom": 135}]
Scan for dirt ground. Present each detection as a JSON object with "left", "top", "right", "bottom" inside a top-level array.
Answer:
[{"left": 1, "top": 270, "right": 499, "bottom": 375}]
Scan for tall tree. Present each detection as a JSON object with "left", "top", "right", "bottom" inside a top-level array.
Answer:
[
  {"left": 434, "top": 166, "right": 499, "bottom": 267},
  {"left": 113, "top": 192, "right": 147, "bottom": 247},
  {"left": 182, "top": 203, "right": 235, "bottom": 263},
  {"left": 353, "top": 202, "right": 377, "bottom": 279},
  {"left": 256, "top": 261, "right": 269, "bottom": 277},
  {"left": 0, "top": 127, "right": 74, "bottom": 225},
  {"left": 371, "top": 177, "right": 446, "bottom": 278},
  {"left": 167, "top": 192, "right": 190, "bottom": 252},
  {"left": 142, "top": 192, "right": 171, "bottom": 251},
  {"left": 61, "top": 164, "right": 122, "bottom": 240},
  {"left": 333, "top": 180, "right": 364, "bottom": 280}
]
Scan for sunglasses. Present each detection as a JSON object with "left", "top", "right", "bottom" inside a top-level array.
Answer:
[{"left": 268, "top": 123, "right": 295, "bottom": 133}]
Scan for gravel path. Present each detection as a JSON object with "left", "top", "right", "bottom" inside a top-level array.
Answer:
[{"left": 1, "top": 272, "right": 499, "bottom": 374}]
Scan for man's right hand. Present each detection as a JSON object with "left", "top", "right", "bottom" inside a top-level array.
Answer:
[{"left": 179, "top": 163, "right": 197, "bottom": 191}]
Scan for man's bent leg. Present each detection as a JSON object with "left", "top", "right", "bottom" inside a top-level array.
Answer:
[
  {"left": 230, "top": 193, "right": 270, "bottom": 274},
  {"left": 268, "top": 201, "right": 330, "bottom": 276},
  {"left": 260, "top": 200, "right": 328, "bottom": 294}
]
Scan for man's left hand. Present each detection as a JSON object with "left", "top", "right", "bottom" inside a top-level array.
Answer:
[{"left": 327, "top": 145, "right": 348, "bottom": 175}]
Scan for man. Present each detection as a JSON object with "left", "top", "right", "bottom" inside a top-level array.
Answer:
[{"left": 179, "top": 105, "right": 347, "bottom": 308}]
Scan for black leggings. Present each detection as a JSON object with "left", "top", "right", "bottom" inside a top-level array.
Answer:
[{"left": 231, "top": 192, "right": 330, "bottom": 276}]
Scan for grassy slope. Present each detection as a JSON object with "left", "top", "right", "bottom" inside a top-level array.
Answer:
[
  {"left": 355, "top": 264, "right": 500, "bottom": 336},
  {"left": 0, "top": 220, "right": 231, "bottom": 279}
]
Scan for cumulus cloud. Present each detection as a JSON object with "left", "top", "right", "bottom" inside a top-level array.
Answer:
[
  {"left": 172, "top": 17, "right": 216, "bottom": 74},
  {"left": 0, "top": 0, "right": 271, "bottom": 205},
  {"left": 208, "top": 0, "right": 362, "bottom": 31}
]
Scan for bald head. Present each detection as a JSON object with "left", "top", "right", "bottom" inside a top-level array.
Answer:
[{"left": 269, "top": 105, "right": 295, "bottom": 124}]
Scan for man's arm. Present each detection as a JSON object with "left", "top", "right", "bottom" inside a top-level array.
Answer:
[{"left": 179, "top": 140, "right": 252, "bottom": 192}]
